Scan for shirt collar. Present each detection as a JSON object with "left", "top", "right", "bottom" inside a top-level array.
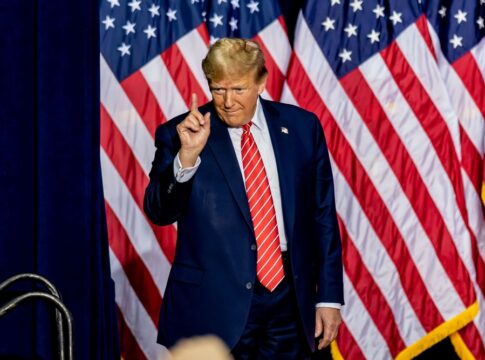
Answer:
[{"left": 249, "top": 98, "right": 266, "bottom": 131}]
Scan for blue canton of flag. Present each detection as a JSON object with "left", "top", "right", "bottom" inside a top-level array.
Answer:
[
  {"left": 426, "top": 0, "right": 485, "bottom": 63},
  {"left": 100, "top": 0, "right": 204, "bottom": 80},
  {"left": 204, "top": 0, "right": 282, "bottom": 42},
  {"left": 303, "top": 0, "right": 422, "bottom": 77}
]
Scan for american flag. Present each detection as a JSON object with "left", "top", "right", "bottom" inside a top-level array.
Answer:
[
  {"left": 99, "top": 0, "right": 289, "bottom": 358},
  {"left": 282, "top": 0, "right": 485, "bottom": 358}
]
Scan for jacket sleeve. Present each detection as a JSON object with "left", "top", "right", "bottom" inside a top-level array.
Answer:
[
  {"left": 144, "top": 121, "right": 194, "bottom": 226},
  {"left": 312, "top": 115, "right": 345, "bottom": 305}
]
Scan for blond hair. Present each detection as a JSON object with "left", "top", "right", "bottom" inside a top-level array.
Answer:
[{"left": 202, "top": 38, "right": 267, "bottom": 83}]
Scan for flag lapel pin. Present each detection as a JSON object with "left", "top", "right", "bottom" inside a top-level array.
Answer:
[{"left": 281, "top": 127, "right": 289, "bottom": 134}]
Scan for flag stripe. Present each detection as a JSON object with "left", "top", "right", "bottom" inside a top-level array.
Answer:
[
  {"left": 471, "top": 37, "right": 485, "bottom": 83},
  {"left": 121, "top": 71, "right": 166, "bottom": 137},
  {"left": 341, "top": 270, "right": 392, "bottom": 359},
  {"left": 461, "top": 126, "right": 484, "bottom": 195},
  {"left": 140, "top": 55, "right": 188, "bottom": 121},
  {"left": 258, "top": 17, "right": 291, "bottom": 73},
  {"left": 110, "top": 249, "right": 166, "bottom": 360},
  {"left": 334, "top": 321, "right": 366, "bottom": 360},
  {"left": 176, "top": 25, "right": 211, "bottom": 98},
  {"left": 101, "top": 150, "right": 171, "bottom": 296},
  {"left": 254, "top": 34, "right": 285, "bottom": 101},
  {"left": 106, "top": 203, "right": 161, "bottom": 325},
  {"left": 161, "top": 44, "right": 209, "bottom": 108},
  {"left": 100, "top": 104, "right": 177, "bottom": 263},
  {"left": 117, "top": 306, "right": 148, "bottom": 360},
  {"left": 452, "top": 52, "right": 485, "bottom": 118},
  {"left": 424, "top": 21, "right": 484, "bottom": 157},
  {"left": 339, "top": 215, "right": 406, "bottom": 356},
  {"left": 100, "top": 55, "right": 155, "bottom": 175}
]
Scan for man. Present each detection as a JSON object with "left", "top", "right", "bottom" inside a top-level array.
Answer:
[{"left": 144, "top": 38, "right": 344, "bottom": 359}]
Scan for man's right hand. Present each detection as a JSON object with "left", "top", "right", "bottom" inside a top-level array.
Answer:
[{"left": 176, "top": 93, "right": 211, "bottom": 168}]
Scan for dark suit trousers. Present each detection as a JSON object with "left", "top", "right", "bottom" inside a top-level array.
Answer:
[{"left": 231, "top": 255, "right": 311, "bottom": 360}]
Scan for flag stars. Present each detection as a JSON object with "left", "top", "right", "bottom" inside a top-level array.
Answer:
[
  {"left": 350, "top": 0, "right": 363, "bottom": 12},
  {"left": 117, "top": 42, "right": 131, "bottom": 56},
  {"left": 438, "top": 6, "right": 446, "bottom": 18},
  {"left": 322, "top": 17, "right": 335, "bottom": 31},
  {"left": 231, "top": 0, "right": 240, "bottom": 9},
  {"left": 148, "top": 4, "right": 160, "bottom": 17},
  {"left": 339, "top": 49, "right": 352, "bottom": 63},
  {"left": 449, "top": 34, "right": 463, "bottom": 48},
  {"left": 373, "top": 5, "right": 385, "bottom": 18},
  {"left": 454, "top": 10, "right": 467, "bottom": 24},
  {"left": 166, "top": 8, "right": 177, "bottom": 21},
  {"left": 477, "top": 17, "right": 484, "bottom": 29},
  {"left": 122, "top": 21, "right": 136, "bottom": 35},
  {"left": 367, "top": 29, "right": 380, "bottom": 44},
  {"left": 344, "top": 23, "right": 358, "bottom": 38},
  {"left": 144, "top": 25, "right": 157, "bottom": 39},
  {"left": 390, "top": 11, "right": 403, "bottom": 25},
  {"left": 210, "top": 35, "right": 219, "bottom": 45},
  {"left": 106, "top": 0, "right": 120, "bottom": 8},
  {"left": 209, "top": 13, "right": 224, "bottom": 27},
  {"left": 102, "top": 15, "right": 115, "bottom": 30},
  {"left": 191, "top": 0, "right": 200, "bottom": 3},
  {"left": 247, "top": 1, "right": 259, "bottom": 14},
  {"left": 128, "top": 0, "right": 141, "bottom": 12},
  {"left": 229, "top": 17, "right": 238, "bottom": 31},
  {"left": 331, "top": 0, "right": 340, "bottom": 5},
  {"left": 218, "top": 0, "right": 227, "bottom": 4}
]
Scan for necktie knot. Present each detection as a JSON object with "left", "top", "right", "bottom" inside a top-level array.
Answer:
[{"left": 242, "top": 122, "right": 252, "bottom": 134}]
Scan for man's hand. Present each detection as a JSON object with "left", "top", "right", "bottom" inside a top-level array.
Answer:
[
  {"left": 315, "top": 307, "right": 341, "bottom": 350},
  {"left": 177, "top": 93, "right": 211, "bottom": 167}
]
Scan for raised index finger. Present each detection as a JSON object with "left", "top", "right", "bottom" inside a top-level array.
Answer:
[{"left": 190, "top": 93, "right": 198, "bottom": 112}]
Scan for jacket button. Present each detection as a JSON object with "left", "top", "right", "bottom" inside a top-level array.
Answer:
[
  {"left": 250, "top": 244, "right": 257, "bottom": 251},
  {"left": 245, "top": 282, "right": 252, "bottom": 290}
]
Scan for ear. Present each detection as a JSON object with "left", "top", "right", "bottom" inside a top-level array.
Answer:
[{"left": 257, "top": 74, "right": 268, "bottom": 95}]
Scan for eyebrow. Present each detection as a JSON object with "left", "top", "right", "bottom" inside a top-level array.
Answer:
[{"left": 210, "top": 85, "right": 248, "bottom": 90}]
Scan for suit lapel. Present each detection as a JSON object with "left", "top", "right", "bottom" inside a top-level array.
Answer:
[
  {"left": 206, "top": 106, "right": 253, "bottom": 229},
  {"left": 261, "top": 99, "right": 296, "bottom": 246}
]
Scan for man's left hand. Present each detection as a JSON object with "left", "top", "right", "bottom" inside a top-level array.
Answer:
[{"left": 315, "top": 307, "right": 341, "bottom": 350}]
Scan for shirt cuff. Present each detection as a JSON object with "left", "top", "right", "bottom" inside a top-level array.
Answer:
[
  {"left": 173, "top": 153, "right": 201, "bottom": 183},
  {"left": 315, "top": 302, "right": 341, "bottom": 310}
]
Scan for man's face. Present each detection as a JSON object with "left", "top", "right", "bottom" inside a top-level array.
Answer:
[{"left": 209, "top": 71, "right": 266, "bottom": 127}]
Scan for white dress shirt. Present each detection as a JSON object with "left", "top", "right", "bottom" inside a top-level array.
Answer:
[{"left": 173, "top": 100, "right": 340, "bottom": 309}]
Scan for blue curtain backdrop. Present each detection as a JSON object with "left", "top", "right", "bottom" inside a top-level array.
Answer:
[{"left": 0, "top": 0, "right": 119, "bottom": 358}]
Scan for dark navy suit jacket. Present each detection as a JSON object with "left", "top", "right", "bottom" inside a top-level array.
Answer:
[{"left": 144, "top": 98, "right": 344, "bottom": 351}]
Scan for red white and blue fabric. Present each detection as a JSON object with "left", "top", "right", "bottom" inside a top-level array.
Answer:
[
  {"left": 282, "top": 0, "right": 484, "bottom": 358},
  {"left": 99, "top": 0, "right": 290, "bottom": 358},
  {"left": 100, "top": 0, "right": 484, "bottom": 358}
]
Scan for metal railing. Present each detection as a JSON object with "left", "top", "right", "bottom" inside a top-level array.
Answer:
[{"left": 0, "top": 273, "right": 74, "bottom": 360}]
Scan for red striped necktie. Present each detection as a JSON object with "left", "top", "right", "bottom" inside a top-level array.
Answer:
[{"left": 241, "top": 122, "right": 285, "bottom": 292}]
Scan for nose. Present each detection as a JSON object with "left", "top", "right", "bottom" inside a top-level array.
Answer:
[{"left": 223, "top": 91, "right": 234, "bottom": 108}]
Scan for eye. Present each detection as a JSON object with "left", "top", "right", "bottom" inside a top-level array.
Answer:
[
  {"left": 234, "top": 88, "right": 245, "bottom": 95},
  {"left": 211, "top": 88, "right": 225, "bottom": 95}
]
